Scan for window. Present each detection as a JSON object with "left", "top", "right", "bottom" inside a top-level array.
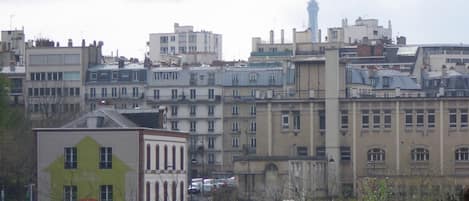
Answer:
[
  {"left": 461, "top": 109, "right": 468, "bottom": 128},
  {"left": 155, "top": 145, "right": 160, "bottom": 170},
  {"left": 316, "top": 146, "right": 325, "bottom": 157},
  {"left": 180, "top": 147, "right": 184, "bottom": 170},
  {"left": 132, "top": 87, "right": 139, "bottom": 97},
  {"left": 100, "top": 185, "right": 113, "bottom": 201},
  {"left": 250, "top": 89, "right": 256, "bottom": 97},
  {"left": 208, "top": 89, "right": 214, "bottom": 99},
  {"left": 180, "top": 182, "right": 184, "bottom": 201},
  {"left": 232, "top": 136, "right": 239, "bottom": 148},
  {"left": 367, "top": 148, "right": 385, "bottom": 162},
  {"left": 121, "top": 87, "right": 127, "bottom": 96},
  {"left": 133, "top": 71, "right": 139, "bottom": 81},
  {"left": 249, "top": 120, "right": 257, "bottom": 132},
  {"left": 411, "top": 148, "right": 429, "bottom": 161},
  {"left": 384, "top": 110, "right": 392, "bottom": 128},
  {"left": 164, "top": 146, "right": 168, "bottom": 170},
  {"left": 171, "top": 105, "right": 178, "bottom": 116},
  {"left": 155, "top": 182, "right": 159, "bottom": 201},
  {"left": 449, "top": 109, "right": 457, "bottom": 128},
  {"left": 232, "top": 105, "right": 239, "bottom": 115},
  {"left": 250, "top": 137, "right": 257, "bottom": 148},
  {"left": 189, "top": 105, "right": 196, "bottom": 116},
  {"left": 91, "top": 72, "right": 97, "bottom": 80},
  {"left": 208, "top": 137, "right": 215, "bottom": 149},
  {"left": 208, "top": 105, "right": 214, "bottom": 116},
  {"left": 281, "top": 112, "right": 289, "bottom": 129},
  {"left": 64, "top": 147, "right": 77, "bottom": 169},
  {"left": 100, "top": 147, "right": 112, "bottom": 169},
  {"left": 232, "top": 89, "right": 239, "bottom": 97},
  {"left": 232, "top": 121, "right": 239, "bottom": 132},
  {"left": 208, "top": 120, "right": 214, "bottom": 132},
  {"left": 416, "top": 110, "right": 424, "bottom": 127},
  {"left": 362, "top": 110, "right": 369, "bottom": 129},
  {"left": 319, "top": 110, "right": 326, "bottom": 130},
  {"left": 101, "top": 88, "right": 107, "bottom": 98},
  {"left": 341, "top": 147, "right": 351, "bottom": 161},
  {"left": 64, "top": 186, "right": 77, "bottom": 201},
  {"left": 293, "top": 111, "right": 300, "bottom": 130},
  {"left": 172, "top": 146, "right": 176, "bottom": 170},
  {"left": 341, "top": 111, "right": 348, "bottom": 129},
  {"left": 189, "top": 121, "right": 196, "bottom": 132},
  {"left": 163, "top": 182, "right": 168, "bottom": 201},
  {"left": 405, "top": 110, "right": 413, "bottom": 128},
  {"left": 112, "top": 71, "right": 118, "bottom": 80},
  {"left": 428, "top": 110, "right": 435, "bottom": 128},
  {"left": 146, "top": 144, "right": 151, "bottom": 170},
  {"left": 287, "top": 146, "right": 305, "bottom": 157},
  {"left": 250, "top": 105, "right": 256, "bottom": 116},
  {"left": 171, "top": 89, "right": 178, "bottom": 99},
  {"left": 456, "top": 147, "right": 469, "bottom": 161},
  {"left": 153, "top": 90, "right": 160, "bottom": 100},
  {"left": 190, "top": 89, "right": 196, "bottom": 100},
  {"left": 232, "top": 74, "right": 239, "bottom": 84},
  {"left": 208, "top": 153, "right": 215, "bottom": 164},
  {"left": 372, "top": 110, "right": 380, "bottom": 128},
  {"left": 249, "top": 73, "right": 257, "bottom": 82},
  {"left": 171, "top": 121, "right": 178, "bottom": 131},
  {"left": 111, "top": 88, "right": 117, "bottom": 97}
]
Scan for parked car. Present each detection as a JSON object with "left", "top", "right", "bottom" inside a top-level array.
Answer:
[{"left": 188, "top": 182, "right": 201, "bottom": 194}]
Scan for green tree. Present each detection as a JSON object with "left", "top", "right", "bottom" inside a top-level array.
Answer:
[{"left": 0, "top": 75, "right": 35, "bottom": 201}]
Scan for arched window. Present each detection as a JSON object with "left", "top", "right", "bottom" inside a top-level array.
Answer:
[
  {"left": 155, "top": 145, "right": 160, "bottom": 170},
  {"left": 164, "top": 145, "right": 168, "bottom": 170},
  {"left": 411, "top": 148, "right": 429, "bottom": 161},
  {"left": 172, "top": 146, "right": 176, "bottom": 170},
  {"left": 172, "top": 181, "right": 177, "bottom": 201},
  {"left": 367, "top": 148, "right": 385, "bottom": 162},
  {"left": 146, "top": 182, "right": 150, "bottom": 201},
  {"left": 146, "top": 144, "right": 151, "bottom": 170},
  {"left": 180, "top": 181, "right": 184, "bottom": 201},
  {"left": 180, "top": 146, "right": 184, "bottom": 170},
  {"left": 455, "top": 147, "right": 469, "bottom": 161},
  {"left": 155, "top": 182, "right": 159, "bottom": 201},
  {"left": 163, "top": 181, "right": 168, "bottom": 201}
]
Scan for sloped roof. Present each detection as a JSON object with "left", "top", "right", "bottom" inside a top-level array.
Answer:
[{"left": 62, "top": 109, "right": 138, "bottom": 128}]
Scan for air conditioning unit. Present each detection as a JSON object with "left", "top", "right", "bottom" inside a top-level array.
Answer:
[{"left": 309, "top": 90, "right": 315, "bottom": 98}]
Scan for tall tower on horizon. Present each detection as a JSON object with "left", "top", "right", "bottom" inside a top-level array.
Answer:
[{"left": 307, "top": 0, "right": 319, "bottom": 43}]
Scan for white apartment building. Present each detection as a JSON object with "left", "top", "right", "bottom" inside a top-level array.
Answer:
[
  {"left": 328, "top": 17, "right": 392, "bottom": 44},
  {"left": 148, "top": 23, "right": 222, "bottom": 65},
  {"left": 146, "top": 66, "right": 225, "bottom": 177}
]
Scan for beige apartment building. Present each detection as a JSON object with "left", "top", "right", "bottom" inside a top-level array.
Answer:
[{"left": 234, "top": 50, "right": 469, "bottom": 200}]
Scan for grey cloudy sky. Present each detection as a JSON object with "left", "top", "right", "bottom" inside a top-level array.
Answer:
[{"left": 1, "top": 0, "right": 468, "bottom": 60}]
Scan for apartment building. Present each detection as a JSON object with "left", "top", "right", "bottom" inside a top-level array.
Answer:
[
  {"left": 1, "top": 29, "right": 26, "bottom": 65},
  {"left": 35, "top": 109, "right": 188, "bottom": 201},
  {"left": 25, "top": 39, "right": 102, "bottom": 124},
  {"left": 328, "top": 17, "right": 392, "bottom": 44},
  {"left": 0, "top": 65, "right": 25, "bottom": 106},
  {"left": 85, "top": 62, "right": 147, "bottom": 111},
  {"left": 221, "top": 66, "right": 295, "bottom": 173},
  {"left": 146, "top": 66, "right": 224, "bottom": 177},
  {"left": 234, "top": 49, "right": 469, "bottom": 200},
  {"left": 148, "top": 23, "right": 222, "bottom": 66}
]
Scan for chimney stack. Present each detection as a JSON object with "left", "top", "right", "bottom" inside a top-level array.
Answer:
[
  {"left": 281, "top": 29, "right": 285, "bottom": 44},
  {"left": 270, "top": 30, "right": 274, "bottom": 44},
  {"left": 292, "top": 28, "right": 297, "bottom": 56},
  {"left": 56, "top": 42, "right": 60, "bottom": 47},
  {"left": 68, "top": 39, "right": 73, "bottom": 47},
  {"left": 318, "top": 29, "right": 322, "bottom": 43},
  {"left": 82, "top": 39, "right": 86, "bottom": 47}
]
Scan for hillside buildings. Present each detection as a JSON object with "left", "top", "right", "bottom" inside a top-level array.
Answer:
[{"left": 148, "top": 23, "right": 222, "bottom": 66}]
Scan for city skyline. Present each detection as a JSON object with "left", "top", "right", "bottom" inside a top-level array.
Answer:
[{"left": 1, "top": 0, "right": 468, "bottom": 61}]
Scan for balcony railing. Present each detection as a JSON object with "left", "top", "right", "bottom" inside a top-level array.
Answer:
[{"left": 85, "top": 93, "right": 144, "bottom": 100}]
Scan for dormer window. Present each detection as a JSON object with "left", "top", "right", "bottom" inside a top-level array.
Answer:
[
  {"left": 382, "top": 77, "right": 390, "bottom": 88},
  {"left": 90, "top": 72, "right": 97, "bottom": 81}
]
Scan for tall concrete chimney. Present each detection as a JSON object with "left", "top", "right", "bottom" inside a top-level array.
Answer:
[
  {"left": 292, "top": 28, "right": 297, "bottom": 56},
  {"left": 270, "top": 30, "right": 274, "bottom": 44},
  {"left": 281, "top": 29, "right": 285, "bottom": 44}
]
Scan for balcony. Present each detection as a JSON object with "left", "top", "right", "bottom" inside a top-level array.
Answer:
[
  {"left": 85, "top": 93, "right": 144, "bottom": 100},
  {"left": 250, "top": 51, "right": 293, "bottom": 57}
]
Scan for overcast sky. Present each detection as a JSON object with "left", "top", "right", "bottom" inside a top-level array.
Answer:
[{"left": 1, "top": 0, "right": 468, "bottom": 60}]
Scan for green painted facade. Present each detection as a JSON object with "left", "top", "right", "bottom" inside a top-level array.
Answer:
[{"left": 45, "top": 136, "right": 133, "bottom": 201}]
